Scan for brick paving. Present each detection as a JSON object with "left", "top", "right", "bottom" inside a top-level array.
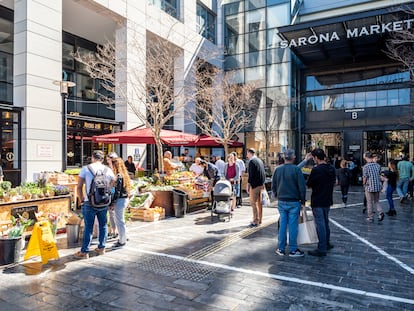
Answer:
[{"left": 0, "top": 186, "right": 413, "bottom": 310}]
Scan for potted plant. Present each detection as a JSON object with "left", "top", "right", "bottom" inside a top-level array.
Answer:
[
  {"left": 53, "top": 184, "right": 70, "bottom": 196},
  {"left": 0, "top": 215, "right": 34, "bottom": 265}
]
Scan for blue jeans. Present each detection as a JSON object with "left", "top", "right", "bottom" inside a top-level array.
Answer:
[
  {"left": 278, "top": 201, "right": 300, "bottom": 253},
  {"left": 396, "top": 177, "right": 409, "bottom": 198},
  {"left": 113, "top": 198, "right": 129, "bottom": 244},
  {"left": 386, "top": 185, "right": 396, "bottom": 210},
  {"left": 81, "top": 201, "right": 108, "bottom": 253},
  {"left": 312, "top": 207, "right": 330, "bottom": 253}
]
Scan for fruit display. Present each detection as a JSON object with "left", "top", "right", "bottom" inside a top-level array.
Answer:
[{"left": 165, "top": 171, "right": 195, "bottom": 185}]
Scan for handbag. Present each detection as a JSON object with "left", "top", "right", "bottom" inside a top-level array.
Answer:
[
  {"left": 297, "top": 206, "right": 318, "bottom": 245},
  {"left": 261, "top": 189, "right": 270, "bottom": 207}
]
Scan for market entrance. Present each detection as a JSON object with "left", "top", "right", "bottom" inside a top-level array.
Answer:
[
  {"left": 303, "top": 132, "right": 342, "bottom": 161},
  {"left": 364, "top": 130, "right": 413, "bottom": 166},
  {"left": 66, "top": 117, "right": 121, "bottom": 168}
]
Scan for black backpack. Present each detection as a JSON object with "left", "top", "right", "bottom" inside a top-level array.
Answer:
[{"left": 87, "top": 165, "right": 112, "bottom": 208}]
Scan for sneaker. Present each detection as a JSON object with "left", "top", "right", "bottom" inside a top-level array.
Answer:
[
  {"left": 275, "top": 249, "right": 285, "bottom": 256},
  {"left": 248, "top": 223, "right": 258, "bottom": 228},
  {"left": 94, "top": 247, "right": 105, "bottom": 255},
  {"left": 386, "top": 210, "right": 397, "bottom": 216},
  {"left": 236, "top": 205, "right": 242, "bottom": 209},
  {"left": 112, "top": 241, "right": 126, "bottom": 248},
  {"left": 378, "top": 212, "right": 385, "bottom": 222},
  {"left": 307, "top": 249, "right": 326, "bottom": 257},
  {"left": 289, "top": 249, "right": 305, "bottom": 257},
  {"left": 365, "top": 217, "right": 374, "bottom": 223},
  {"left": 73, "top": 251, "right": 89, "bottom": 259}
]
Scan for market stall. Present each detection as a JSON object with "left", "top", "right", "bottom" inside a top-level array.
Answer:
[{"left": 127, "top": 172, "right": 211, "bottom": 221}]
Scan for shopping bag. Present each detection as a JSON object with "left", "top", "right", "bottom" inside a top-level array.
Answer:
[
  {"left": 261, "top": 190, "right": 270, "bottom": 207},
  {"left": 297, "top": 206, "right": 318, "bottom": 245}
]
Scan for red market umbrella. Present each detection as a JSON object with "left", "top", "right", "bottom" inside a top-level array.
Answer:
[
  {"left": 185, "top": 134, "right": 243, "bottom": 147},
  {"left": 92, "top": 127, "right": 199, "bottom": 146}
]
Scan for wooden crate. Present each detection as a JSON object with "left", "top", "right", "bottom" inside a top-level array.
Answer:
[{"left": 130, "top": 207, "right": 165, "bottom": 222}]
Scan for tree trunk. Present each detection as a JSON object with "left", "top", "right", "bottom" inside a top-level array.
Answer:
[{"left": 156, "top": 140, "right": 164, "bottom": 173}]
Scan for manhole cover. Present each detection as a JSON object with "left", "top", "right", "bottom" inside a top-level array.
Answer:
[{"left": 136, "top": 254, "right": 216, "bottom": 282}]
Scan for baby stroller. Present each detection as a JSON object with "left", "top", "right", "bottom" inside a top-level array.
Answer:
[{"left": 211, "top": 179, "right": 233, "bottom": 222}]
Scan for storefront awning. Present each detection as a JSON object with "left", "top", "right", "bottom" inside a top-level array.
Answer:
[{"left": 277, "top": 5, "right": 414, "bottom": 84}]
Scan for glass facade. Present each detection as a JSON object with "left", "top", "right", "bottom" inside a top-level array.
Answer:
[
  {"left": 224, "top": 0, "right": 291, "bottom": 168},
  {"left": 196, "top": 2, "right": 216, "bottom": 44},
  {"left": 62, "top": 33, "right": 115, "bottom": 120},
  {"left": 305, "top": 72, "right": 411, "bottom": 111}
]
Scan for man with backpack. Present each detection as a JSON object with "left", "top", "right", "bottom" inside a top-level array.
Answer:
[{"left": 74, "top": 150, "right": 115, "bottom": 259}]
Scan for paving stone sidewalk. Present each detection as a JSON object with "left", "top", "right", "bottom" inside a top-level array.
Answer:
[{"left": 0, "top": 186, "right": 413, "bottom": 310}]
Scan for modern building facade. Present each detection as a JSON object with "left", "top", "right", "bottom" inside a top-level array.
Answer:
[
  {"left": 223, "top": 0, "right": 414, "bottom": 168},
  {"left": 1, "top": 0, "right": 413, "bottom": 185},
  {"left": 0, "top": 0, "right": 220, "bottom": 185}
]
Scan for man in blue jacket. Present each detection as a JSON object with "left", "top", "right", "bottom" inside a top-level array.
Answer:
[{"left": 272, "top": 149, "right": 306, "bottom": 257}]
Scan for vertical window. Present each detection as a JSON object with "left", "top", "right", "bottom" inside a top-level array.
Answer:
[
  {"left": 0, "top": 15, "right": 13, "bottom": 104},
  {"left": 148, "top": 0, "right": 179, "bottom": 19},
  {"left": 196, "top": 2, "right": 216, "bottom": 44}
]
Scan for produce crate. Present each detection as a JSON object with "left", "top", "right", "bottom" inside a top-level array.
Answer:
[
  {"left": 48, "top": 173, "right": 70, "bottom": 184},
  {"left": 187, "top": 189, "right": 204, "bottom": 199},
  {"left": 130, "top": 207, "right": 165, "bottom": 222}
]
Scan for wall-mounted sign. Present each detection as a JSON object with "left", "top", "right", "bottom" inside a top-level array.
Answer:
[
  {"left": 345, "top": 108, "right": 365, "bottom": 120},
  {"left": 37, "top": 144, "right": 53, "bottom": 157},
  {"left": 280, "top": 18, "right": 414, "bottom": 48},
  {"left": 349, "top": 145, "right": 360, "bottom": 151}
]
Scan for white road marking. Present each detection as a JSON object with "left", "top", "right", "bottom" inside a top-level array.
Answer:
[{"left": 330, "top": 218, "right": 414, "bottom": 275}]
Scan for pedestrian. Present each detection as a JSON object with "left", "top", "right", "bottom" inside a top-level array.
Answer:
[
  {"left": 224, "top": 153, "right": 240, "bottom": 212},
  {"left": 306, "top": 148, "right": 336, "bottom": 257},
  {"left": 124, "top": 155, "right": 136, "bottom": 178},
  {"left": 232, "top": 152, "right": 246, "bottom": 208},
  {"left": 215, "top": 155, "right": 226, "bottom": 177},
  {"left": 189, "top": 157, "right": 205, "bottom": 176},
  {"left": 110, "top": 156, "right": 131, "bottom": 247},
  {"left": 106, "top": 152, "right": 119, "bottom": 239},
  {"left": 199, "top": 159, "right": 220, "bottom": 203},
  {"left": 382, "top": 159, "right": 398, "bottom": 216},
  {"left": 362, "top": 151, "right": 384, "bottom": 223},
  {"left": 272, "top": 149, "right": 306, "bottom": 257},
  {"left": 246, "top": 148, "right": 265, "bottom": 227},
  {"left": 74, "top": 150, "right": 115, "bottom": 259},
  {"left": 396, "top": 155, "right": 414, "bottom": 203},
  {"left": 337, "top": 159, "right": 351, "bottom": 207}
]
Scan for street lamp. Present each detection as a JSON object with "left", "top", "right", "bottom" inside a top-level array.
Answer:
[{"left": 53, "top": 80, "right": 76, "bottom": 172}]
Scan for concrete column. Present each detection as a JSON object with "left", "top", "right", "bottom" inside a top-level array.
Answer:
[
  {"left": 14, "top": 0, "right": 63, "bottom": 180},
  {"left": 115, "top": 3, "right": 147, "bottom": 164}
]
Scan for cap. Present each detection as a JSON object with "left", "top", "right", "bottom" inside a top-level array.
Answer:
[
  {"left": 283, "top": 149, "right": 295, "bottom": 160},
  {"left": 247, "top": 148, "right": 255, "bottom": 154},
  {"left": 92, "top": 150, "right": 104, "bottom": 160},
  {"left": 108, "top": 152, "right": 118, "bottom": 159}
]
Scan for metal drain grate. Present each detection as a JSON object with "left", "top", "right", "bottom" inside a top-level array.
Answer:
[{"left": 135, "top": 254, "right": 216, "bottom": 281}]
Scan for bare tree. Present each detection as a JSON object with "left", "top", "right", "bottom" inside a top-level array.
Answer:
[
  {"left": 384, "top": 7, "right": 414, "bottom": 127},
  {"left": 255, "top": 93, "right": 290, "bottom": 166},
  {"left": 73, "top": 30, "right": 198, "bottom": 172},
  {"left": 193, "top": 64, "right": 258, "bottom": 158}
]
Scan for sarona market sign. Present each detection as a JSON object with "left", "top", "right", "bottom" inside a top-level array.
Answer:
[{"left": 280, "top": 18, "right": 414, "bottom": 48}]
